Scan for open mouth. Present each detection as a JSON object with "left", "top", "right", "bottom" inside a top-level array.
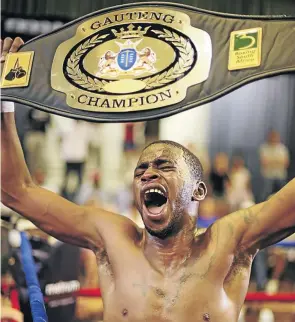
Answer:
[{"left": 144, "top": 188, "right": 168, "bottom": 215}]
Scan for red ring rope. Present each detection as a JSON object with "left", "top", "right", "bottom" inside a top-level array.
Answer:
[
  {"left": 73, "top": 289, "right": 295, "bottom": 302},
  {"left": 245, "top": 292, "right": 295, "bottom": 302},
  {"left": 74, "top": 288, "right": 101, "bottom": 297},
  {"left": 3, "top": 283, "right": 295, "bottom": 303}
]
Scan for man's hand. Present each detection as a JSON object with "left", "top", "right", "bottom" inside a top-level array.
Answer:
[
  {"left": 1, "top": 37, "right": 24, "bottom": 85},
  {"left": 1, "top": 37, "right": 24, "bottom": 63}
]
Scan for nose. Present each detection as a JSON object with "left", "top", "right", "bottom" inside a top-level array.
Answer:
[{"left": 141, "top": 168, "right": 160, "bottom": 183}]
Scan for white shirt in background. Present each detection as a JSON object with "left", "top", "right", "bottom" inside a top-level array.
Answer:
[
  {"left": 259, "top": 143, "right": 289, "bottom": 179},
  {"left": 228, "top": 167, "right": 254, "bottom": 210},
  {"left": 230, "top": 168, "right": 251, "bottom": 193},
  {"left": 59, "top": 120, "right": 91, "bottom": 163}
]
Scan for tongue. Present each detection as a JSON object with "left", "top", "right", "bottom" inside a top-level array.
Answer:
[{"left": 148, "top": 204, "right": 166, "bottom": 215}]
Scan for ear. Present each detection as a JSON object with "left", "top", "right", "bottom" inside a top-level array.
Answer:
[{"left": 191, "top": 181, "right": 207, "bottom": 201}]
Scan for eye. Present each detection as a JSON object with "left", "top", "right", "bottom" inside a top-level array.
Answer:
[
  {"left": 159, "top": 166, "right": 174, "bottom": 171},
  {"left": 134, "top": 171, "right": 144, "bottom": 178}
]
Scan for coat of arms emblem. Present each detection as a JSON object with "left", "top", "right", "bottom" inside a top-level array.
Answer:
[{"left": 96, "top": 25, "right": 156, "bottom": 77}]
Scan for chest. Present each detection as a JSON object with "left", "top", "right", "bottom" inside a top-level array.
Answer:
[
  {"left": 96, "top": 233, "right": 235, "bottom": 293},
  {"left": 103, "top": 272, "right": 234, "bottom": 322},
  {"left": 95, "top": 233, "right": 251, "bottom": 321},
  {"left": 98, "top": 254, "right": 236, "bottom": 321}
]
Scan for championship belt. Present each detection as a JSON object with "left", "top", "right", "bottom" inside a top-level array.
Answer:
[{"left": 1, "top": 3, "right": 295, "bottom": 122}]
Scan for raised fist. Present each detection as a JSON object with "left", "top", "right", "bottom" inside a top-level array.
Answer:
[{"left": 1, "top": 37, "right": 24, "bottom": 63}]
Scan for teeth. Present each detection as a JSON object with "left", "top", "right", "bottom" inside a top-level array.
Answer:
[{"left": 145, "top": 188, "right": 165, "bottom": 195}]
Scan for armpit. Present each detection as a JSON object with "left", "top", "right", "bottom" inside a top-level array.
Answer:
[{"left": 225, "top": 251, "right": 253, "bottom": 283}]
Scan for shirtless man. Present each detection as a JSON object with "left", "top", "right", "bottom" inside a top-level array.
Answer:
[{"left": 2, "top": 37, "right": 295, "bottom": 322}]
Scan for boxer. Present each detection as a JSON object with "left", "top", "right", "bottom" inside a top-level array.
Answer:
[{"left": 1, "top": 37, "right": 295, "bottom": 322}]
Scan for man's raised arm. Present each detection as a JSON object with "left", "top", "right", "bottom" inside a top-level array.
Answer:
[
  {"left": 1, "top": 37, "right": 132, "bottom": 250},
  {"left": 220, "top": 178, "right": 295, "bottom": 254}
]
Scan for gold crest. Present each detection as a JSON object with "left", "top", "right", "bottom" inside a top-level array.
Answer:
[
  {"left": 228, "top": 28, "right": 262, "bottom": 71},
  {"left": 51, "top": 8, "right": 212, "bottom": 112},
  {"left": 0, "top": 52, "right": 34, "bottom": 88}
]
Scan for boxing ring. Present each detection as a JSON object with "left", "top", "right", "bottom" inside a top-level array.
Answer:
[
  {"left": 3, "top": 279, "right": 295, "bottom": 320},
  {"left": 1, "top": 2, "right": 295, "bottom": 321},
  {"left": 2, "top": 231, "right": 294, "bottom": 322}
]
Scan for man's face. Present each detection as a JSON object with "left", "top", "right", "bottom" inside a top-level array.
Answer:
[
  {"left": 232, "top": 156, "right": 244, "bottom": 168},
  {"left": 268, "top": 131, "right": 280, "bottom": 145},
  {"left": 133, "top": 144, "right": 195, "bottom": 238},
  {"left": 214, "top": 153, "right": 229, "bottom": 173}
]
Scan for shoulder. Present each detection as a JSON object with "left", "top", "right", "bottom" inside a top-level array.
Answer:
[
  {"left": 195, "top": 217, "right": 230, "bottom": 243},
  {"left": 194, "top": 216, "right": 242, "bottom": 259},
  {"left": 87, "top": 206, "right": 141, "bottom": 241}
]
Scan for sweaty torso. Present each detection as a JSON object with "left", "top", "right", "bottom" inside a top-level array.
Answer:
[{"left": 95, "top": 224, "right": 253, "bottom": 322}]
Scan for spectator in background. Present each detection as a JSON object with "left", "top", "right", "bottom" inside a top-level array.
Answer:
[
  {"left": 75, "top": 172, "right": 104, "bottom": 206},
  {"left": 59, "top": 120, "right": 91, "bottom": 201},
  {"left": 134, "top": 122, "right": 146, "bottom": 150},
  {"left": 124, "top": 123, "right": 136, "bottom": 151},
  {"left": 124, "top": 122, "right": 146, "bottom": 151},
  {"left": 75, "top": 172, "right": 117, "bottom": 214},
  {"left": 75, "top": 249, "right": 103, "bottom": 322},
  {"left": 227, "top": 156, "right": 254, "bottom": 211},
  {"left": 209, "top": 152, "right": 230, "bottom": 199},
  {"left": 24, "top": 109, "right": 50, "bottom": 174},
  {"left": 197, "top": 193, "right": 218, "bottom": 228},
  {"left": 259, "top": 130, "right": 290, "bottom": 201},
  {"left": 88, "top": 123, "right": 102, "bottom": 170}
]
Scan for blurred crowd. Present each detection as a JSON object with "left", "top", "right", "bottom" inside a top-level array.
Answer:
[{"left": 1, "top": 109, "right": 295, "bottom": 322}]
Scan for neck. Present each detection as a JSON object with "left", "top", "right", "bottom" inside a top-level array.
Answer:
[{"left": 143, "top": 216, "right": 196, "bottom": 274}]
